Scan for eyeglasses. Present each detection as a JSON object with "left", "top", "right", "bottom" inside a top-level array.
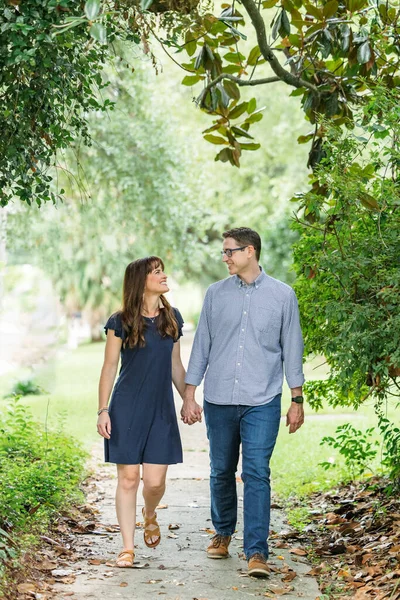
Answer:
[{"left": 220, "top": 246, "right": 248, "bottom": 258}]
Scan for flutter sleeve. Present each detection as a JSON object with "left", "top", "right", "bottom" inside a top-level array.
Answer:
[
  {"left": 173, "top": 307, "right": 184, "bottom": 341},
  {"left": 104, "top": 312, "right": 125, "bottom": 340}
]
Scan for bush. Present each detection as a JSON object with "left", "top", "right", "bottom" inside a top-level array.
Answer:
[
  {"left": 0, "top": 398, "right": 87, "bottom": 584},
  {"left": 6, "top": 379, "right": 44, "bottom": 398},
  {"left": 293, "top": 86, "right": 400, "bottom": 490}
]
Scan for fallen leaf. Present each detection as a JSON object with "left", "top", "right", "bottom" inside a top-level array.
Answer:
[
  {"left": 168, "top": 523, "right": 180, "bottom": 530},
  {"left": 282, "top": 571, "right": 297, "bottom": 582},
  {"left": 36, "top": 559, "right": 58, "bottom": 571},
  {"left": 157, "top": 504, "right": 168, "bottom": 509},
  {"left": 17, "top": 583, "right": 37, "bottom": 593},
  {"left": 88, "top": 558, "right": 105, "bottom": 565},
  {"left": 120, "top": 582, "right": 128, "bottom": 587},
  {"left": 289, "top": 548, "right": 307, "bottom": 556},
  {"left": 167, "top": 532, "right": 178, "bottom": 538}
]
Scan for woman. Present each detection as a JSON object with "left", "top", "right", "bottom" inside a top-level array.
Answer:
[{"left": 97, "top": 257, "right": 186, "bottom": 568}]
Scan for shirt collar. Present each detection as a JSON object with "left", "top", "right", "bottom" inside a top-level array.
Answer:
[{"left": 234, "top": 266, "right": 266, "bottom": 289}]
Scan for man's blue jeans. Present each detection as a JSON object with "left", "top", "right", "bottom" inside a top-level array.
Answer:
[{"left": 203, "top": 394, "right": 281, "bottom": 560}]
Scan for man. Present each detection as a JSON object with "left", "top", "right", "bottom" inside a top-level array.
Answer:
[{"left": 181, "top": 227, "right": 305, "bottom": 578}]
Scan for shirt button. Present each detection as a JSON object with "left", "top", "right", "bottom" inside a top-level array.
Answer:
[
  {"left": 237, "top": 363, "right": 240, "bottom": 366},
  {"left": 240, "top": 346, "right": 243, "bottom": 349},
  {"left": 235, "top": 379, "right": 238, "bottom": 383},
  {"left": 241, "top": 328, "right": 244, "bottom": 332},
  {"left": 244, "top": 311, "right": 247, "bottom": 314}
]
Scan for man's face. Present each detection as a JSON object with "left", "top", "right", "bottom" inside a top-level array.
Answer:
[{"left": 222, "top": 237, "right": 250, "bottom": 275}]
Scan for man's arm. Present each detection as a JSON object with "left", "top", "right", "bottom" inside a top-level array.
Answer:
[
  {"left": 182, "top": 288, "right": 213, "bottom": 425},
  {"left": 286, "top": 386, "right": 304, "bottom": 434},
  {"left": 281, "top": 290, "right": 305, "bottom": 434}
]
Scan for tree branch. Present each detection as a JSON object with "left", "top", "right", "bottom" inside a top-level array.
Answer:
[
  {"left": 240, "top": 0, "right": 320, "bottom": 97},
  {"left": 202, "top": 72, "right": 280, "bottom": 97}
]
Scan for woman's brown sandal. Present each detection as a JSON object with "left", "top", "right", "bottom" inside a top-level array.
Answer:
[
  {"left": 142, "top": 507, "right": 161, "bottom": 548},
  {"left": 116, "top": 549, "right": 135, "bottom": 567}
]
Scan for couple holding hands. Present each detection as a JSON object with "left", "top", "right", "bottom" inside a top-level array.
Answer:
[{"left": 97, "top": 227, "right": 305, "bottom": 578}]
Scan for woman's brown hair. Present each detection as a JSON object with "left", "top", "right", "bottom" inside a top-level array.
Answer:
[{"left": 120, "top": 256, "right": 179, "bottom": 348}]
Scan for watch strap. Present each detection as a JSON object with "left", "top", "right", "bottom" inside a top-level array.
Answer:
[{"left": 291, "top": 395, "right": 304, "bottom": 404}]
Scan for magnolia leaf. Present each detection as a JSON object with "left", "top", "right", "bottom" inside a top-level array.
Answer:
[
  {"left": 215, "top": 148, "right": 232, "bottom": 162},
  {"left": 231, "top": 126, "right": 254, "bottom": 139},
  {"left": 297, "top": 133, "right": 314, "bottom": 144},
  {"left": 223, "top": 80, "right": 240, "bottom": 100},
  {"left": 85, "top": 0, "right": 100, "bottom": 20},
  {"left": 247, "top": 46, "right": 261, "bottom": 66},
  {"left": 194, "top": 48, "right": 205, "bottom": 70},
  {"left": 247, "top": 97, "right": 257, "bottom": 113},
  {"left": 305, "top": 3, "right": 323, "bottom": 19},
  {"left": 239, "top": 142, "right": 261, "bottom": 150},
  {"left": 357, "top": 41, "right": 371, "bottom": 64},
  {"left": 204, "top": 134, "right": 228, "bottom": 145},
  {"left": 280, "top": 10, "right": 291, "bottom": 36},
  {"left": 245, "top": 112, "right": 263, "bottom": 123},
  {"left": 89, "top": 23, "right": 107, "bottom": 44},
  {"left": 272, "top": 12, "right": 282, "bottom": 40},
  {"left": 323, "top": 0, "right": 338, "bottom": 18},
  {"left": 185, "top": 31, "right": 197, "bottom": 57},
  {"left": 224, "top": 51, "right": 246, "bottom": 63},
  {"left": 181, "top": 75, "right": 201, "bottom": 86},
  {"left": 228, "top": 102, "right": 248, "bottom": 119}
]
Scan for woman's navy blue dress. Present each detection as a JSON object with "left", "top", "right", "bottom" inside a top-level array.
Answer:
[{"left": 103, "top": 309, "right": 184, "bottom": 465}]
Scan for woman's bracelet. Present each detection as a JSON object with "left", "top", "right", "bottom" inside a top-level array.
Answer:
[{"left": 97, "top": 407, "right": 109, "bottom": 416}]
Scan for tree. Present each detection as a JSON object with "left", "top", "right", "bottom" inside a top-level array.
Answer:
[
  {"left": 292, "top": 86, "right": 400, "bottom": 486},
  {"left": 2, "top": 0, "right": 400, "bottom": 207},
  {"left": 6, "top": 62, "right": 208, "bottom": 338}
]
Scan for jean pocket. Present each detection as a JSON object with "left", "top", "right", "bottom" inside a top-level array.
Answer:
[{"left": 254, "top": 307, "right": 280, "bottom": 333}]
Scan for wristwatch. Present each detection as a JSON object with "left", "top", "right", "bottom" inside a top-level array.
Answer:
[{"left": 291, "top": 395, "right": 304, "bottom": 404}]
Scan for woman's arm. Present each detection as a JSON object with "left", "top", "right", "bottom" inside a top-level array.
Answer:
[
  {"left": 171, "top": 340, "right": 186, "bottom": 399},
  {"left": 97, "top": 331, "right": 122, "bottom": 439}
]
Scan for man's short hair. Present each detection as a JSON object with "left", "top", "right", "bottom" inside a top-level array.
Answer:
[{"left": 222, "top": 227, "right": 261, "bottom": 261}]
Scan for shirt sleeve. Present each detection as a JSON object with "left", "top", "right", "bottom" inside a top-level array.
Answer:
[
  {"left": 173, "top": 307, "right": 184, "bottom": 341},
  {"left": 280, "top": 289, "right": 305, "bottom": 389},
  {"left": 185, "top": 287, "right": 212, "bottom": 386},
  {"left": 104, "top": 313, "right": 125, "bottom": 340}
]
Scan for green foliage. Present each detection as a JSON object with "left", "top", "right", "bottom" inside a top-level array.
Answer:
[
  {"left": 0, "top": 0, "right": 117, "bottom": 207},
  {"left": 6, "top": 379, "right": 43, "bottom": 398},
  {"left": 292, "top": 85, "right": 400, "bottom": 489},
  {"left": 6, "top": 60, "right": 210, "bottom": 334},
  {"left": 320, "top": 424, "right": 379, "bottom": 478},
  {"left": 0, "top": 397, "right": 86, "bottom": 581},
  {"left": 3, "top": 0, "right": 400, "bottom": 205}
]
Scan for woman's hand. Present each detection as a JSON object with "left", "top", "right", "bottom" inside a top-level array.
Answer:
[{"left": 97, "top": 412, "right": 111, "bottom": 439}]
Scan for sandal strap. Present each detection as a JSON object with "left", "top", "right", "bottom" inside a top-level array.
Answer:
[{"left": 118, "top": 549, "right": 135, "bottom": 557}]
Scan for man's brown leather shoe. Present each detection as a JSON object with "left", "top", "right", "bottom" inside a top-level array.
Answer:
[
  {"left": 248, "top": 553, "right": 270, "bottom": 577},
  {"left": 206, "top": 534, "right": 231, "bottom": 559}
]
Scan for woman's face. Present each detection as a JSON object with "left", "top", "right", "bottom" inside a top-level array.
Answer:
[{"left": 145, "top": 264, "right": 169, "bottom": 295}]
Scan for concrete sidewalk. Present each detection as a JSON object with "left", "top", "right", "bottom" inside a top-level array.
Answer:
[
  {"left": 54, "top": 334, "right": 320, "bottom": 599},
  {"left": 54, "top": 439, "right": 320, "bottom": 599}
]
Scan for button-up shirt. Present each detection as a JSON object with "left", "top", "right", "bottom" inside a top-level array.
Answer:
[{"left": 185, "top": 269, "right": 305, "bottom": 406}]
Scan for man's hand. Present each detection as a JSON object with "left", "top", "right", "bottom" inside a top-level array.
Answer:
[
  {"left": 286, "top": 402, "right": 304, "bottom": 434},
  {"left": 181, "top": 391, "right": 203, "bottom": 426}
]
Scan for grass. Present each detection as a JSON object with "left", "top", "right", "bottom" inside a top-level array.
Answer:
[{"left": 0, "top": 337, "right": 397, "bottom": 499}]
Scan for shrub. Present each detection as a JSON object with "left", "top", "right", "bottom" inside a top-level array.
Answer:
[{"left": 0, "top": 398, "right": 87, "bottom": 585}]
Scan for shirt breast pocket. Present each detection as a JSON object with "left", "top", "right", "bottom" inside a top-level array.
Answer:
[{"left": 254, "top": 306, "right": 280, "bottom": 334}]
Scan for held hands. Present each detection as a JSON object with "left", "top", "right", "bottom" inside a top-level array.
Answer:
[
  {"left": 181, "top": 395, "right": 203, "bottom": 426},
  {"left": 97, "top": 412, "right": 111, "bottom": 439},
  {"left": 286, "top": 402, "right": 304, "bottom": 434}
]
